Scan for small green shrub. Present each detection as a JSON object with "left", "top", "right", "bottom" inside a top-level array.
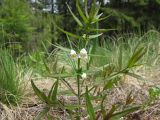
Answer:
[{"left": 148, "top": 86, "right": 160, "bottom": 103}]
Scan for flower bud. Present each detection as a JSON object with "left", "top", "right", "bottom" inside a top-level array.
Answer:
[
  {"left": 82, "top": 34, "right": 87, "bottom": 39},
  {"left": 81, "top": 73, "right": 87, "bottom": 79},
  {"left": 70, "top": 49, "right": 77, "bottom": 59},
  {"left": 80, "top": 48, "right": 88, "bottom": 59}
]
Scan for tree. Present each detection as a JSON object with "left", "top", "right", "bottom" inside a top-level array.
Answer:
[
  {"left": 101, "top": 0, "right": 160, "bottom": 33},
  {"left": 0, "top": 0, "right": 34, "bottom": 53}
]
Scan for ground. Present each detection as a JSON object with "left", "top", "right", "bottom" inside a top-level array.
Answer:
[{"left": 0, "top": 67, "right": 160, "bottom": 120}]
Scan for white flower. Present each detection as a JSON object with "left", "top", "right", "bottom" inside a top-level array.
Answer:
[
  {"left": 81, "top": 73, "right": 87, "bottom": 79},
  {"left": 82, "top": 34, "right": 87, "bottom": 39},
  {"left": 80, "top": 48, "right": 88, "bottom": 59},
  {"left": 70, "top": 49, "right": 77, "bottom": 59}
]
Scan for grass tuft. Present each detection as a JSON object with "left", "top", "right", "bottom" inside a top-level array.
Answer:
[{"left": 0, "top": 50, "right": 23, "bottom": 105}]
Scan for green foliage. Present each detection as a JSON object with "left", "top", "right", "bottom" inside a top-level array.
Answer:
[
  {"left": 0, "top": 50, "right": 22, "bottom": 105},
  {"left": 92, "top": 30, "right": 160, "bottom": 69},
  {"left": 149, "top": 86, "right": 160, "bottom": 102},
  {"left": 31, "top": 79, "right": 60, "bottom": 120},
  {"left": 102, "top": 0, "right": 160, "bottom": 32},
  {"left": 127, "top": 46, "right": 146, "bottom": 68},
  {"left": 85, "top": 86, "right": 96, "bottom": 120},
  {"left": 31, "top": 79, "right": 59, "bottom": 105},
  {"left": 20, "top": 51, "right": 55, "bottom": 76},
  {"left": 0, "top": 0, "right": 33, "bottom": 52}
]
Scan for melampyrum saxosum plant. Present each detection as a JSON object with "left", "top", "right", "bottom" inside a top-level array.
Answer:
[{"left": 31, "top": 0, "right": 147, "bottom": 119}]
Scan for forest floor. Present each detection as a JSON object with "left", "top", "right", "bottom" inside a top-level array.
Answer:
[{"left": 0, "top": 67, "right": 160, "bottom": 120}]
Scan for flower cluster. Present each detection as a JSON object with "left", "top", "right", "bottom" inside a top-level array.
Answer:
[
  {"left": 70, "top": 48, "right": 88, "bottom": 80},
  {"left": 70, "top": 48, "right": 88, "bottom": 60}
]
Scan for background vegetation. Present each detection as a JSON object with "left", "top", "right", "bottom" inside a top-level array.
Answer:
[{"left": 1, "top": 0, "right": 160, "bottom": 53}]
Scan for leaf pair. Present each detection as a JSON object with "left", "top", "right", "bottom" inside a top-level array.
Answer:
[
  {"left": 31, "top": 79, "right": 59, "bottom": 120},
  {"left": 31, "top": 79, "right": 59, "bottom": 105}
]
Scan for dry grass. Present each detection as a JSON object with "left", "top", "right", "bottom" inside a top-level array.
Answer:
[{"left": 0, "top": 67, "right": 159, "bottom": 120}]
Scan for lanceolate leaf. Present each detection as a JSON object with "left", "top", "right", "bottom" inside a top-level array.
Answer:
[
  {"left": 104, "top": 105, "right": 118, "bottom": 120},
  {"left": 127, "top": 47, "right": 146, "bottom": 68},
  {"left": 92, "top": 15, "right": 111, "bottom": 23},
  {"left": 49, "top": 73, "right": 76, "bottom": 79},
  {"left": 85, "top": 86, "right": 96, "bottom": 120},
  {"left": 89, "top": 28, "right": 115, "bottom": 32},
  {"left": 35, "top": 107, "right": 50, "bottom": 120},
  {"left": 50, "top": 79, "right": 59, "bottom": 103},
  {"left": 56, "top": 26, "right": 81, "bottom": 39},
  {"left": 94, "top": 13, "right": 103, "bottom": 20},
  {"left": 43, "top": 59, "right": 51, "bottom": 74},
  {"left": 88, "top": 33, "right": 102, "bottom": 39},
  {"left": 76, "top": 0, "right": 88, "bottom": 23},
  {"left": 84, "top": 0, "right": 89, "bottom": 18},
  {"left": 66, "top": 3, "right": 83, "bottom": 27},
  {"left": 110, "top": 106, "right": 140, "bottom": 120},
  {"left": 118, "top": 46, "right": 123, "bottom": 70},
  {"left": 48, "top": 81, "right": 56, "bottom": 101},
  {"left": 89, "top": 0, "right": 97, "bottom": 21},
  {"left": 125, "top": 72, "right": 146, "bottom": 81},
  {"left": 31, "top": 80, "right": 48, "bottom": 103},
  {"left": 103, "top": 77, "right": 120, "bottom": 91}
]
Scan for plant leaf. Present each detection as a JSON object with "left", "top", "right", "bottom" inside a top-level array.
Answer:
[
  {"left": 31, "top": 80, "right": 49, "bottom": 103},
  {"left": 43, "top": 59, "right": 51, "bottom": 74},
  {"left": 49, "top": 73, "right": 76, "bottom": 78},
  {"left": 125, "top": 72, "right": 146, "bottom": 81},
  {"left": 56, "top": 25, "right": 81, "bottom": 39},
  {"left": 85, "top": 86, "right": 96, "bottom": 120},
  {"left": 88, "top": 33, "right": 102, "bottom": 39},
  {"left": 76, "top": 0, "right": 88, "bottom": 23},
  {"left": 66, "top": 3, "right": 83, "bottom": 27},
  {"left": 104, "top": 105, "right": 118, "bottom": 120},
  {"left": 35, "top": 107, "right": 50, "bottom": 120},
  {"left": 110, "top": 106, "right": 140, "bottom": 120},
  {"left": 89, "top": 28, "right": 115, "bottom": 32},
  {"left": 103, "top": 77, "right": 120, "bottom": 91},
  {"left": 50, "top": 79, "right": 59, "bottom": 103},
  {"left": 89, "top": 0, "right": 97, "bottom": 21},
  {"left": 118, "top": 46, "right": 123, "bottom": 70},
  {"left": 127, "top": 47, "right": 146, "bottom": 68},
  {"left": 92, "top": 15, "right": 111, "bottom": 23},
  {"left": 48, "top": 82, "right": 56, "bottom": 101},
  {"left": 84, "top": 0, "right": 89, "bottom": 18}
]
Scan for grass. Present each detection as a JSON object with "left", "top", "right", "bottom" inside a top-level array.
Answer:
[
  {"left": 0, "top": 49, "right": 23, "bottom": 105},
  {"left": 92, "top": 30, "right": 160, "bottom": 68},
  {"left": 57, "top": 30, "right": 160, "bottom": 72}
]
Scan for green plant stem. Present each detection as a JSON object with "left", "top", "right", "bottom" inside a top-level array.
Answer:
[{"left": 77, "top": 57, "right": 81, "bottom": 119}]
